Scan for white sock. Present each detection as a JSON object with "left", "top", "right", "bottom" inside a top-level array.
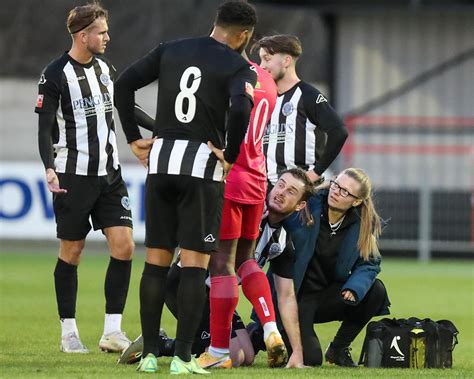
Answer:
[
  {"left": 103, "top": 313, "right": 122, "bottom": 335},
  {"left": 263, "top": 321, "right": 280, "bottom": 341},
  {"left": 209, "top": 345, "right": 229, "bottom": 357},
  {"left": 60, "top": 318, "right": 79, "bottom": 338}
]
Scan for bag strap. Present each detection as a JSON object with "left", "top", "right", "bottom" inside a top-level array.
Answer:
[{"left": 437, "top": 319, "right": 459, "bottom": 351}]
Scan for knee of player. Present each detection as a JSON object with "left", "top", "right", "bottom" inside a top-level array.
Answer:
[
  {"left": 208, "top": 259, "right": 234, "bottom": 276},
  {"left": 111, "top": 238, "right": 135, "bottom": 260},
  {"left": 59, "top": 240, "right": 85, "bottom": 264}
]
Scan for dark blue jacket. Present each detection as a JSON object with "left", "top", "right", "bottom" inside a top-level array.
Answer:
[{"left": 282, "top": 190, "right": 389, "bottom": 315}]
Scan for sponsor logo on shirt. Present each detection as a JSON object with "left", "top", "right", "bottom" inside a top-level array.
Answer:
[
  {"left": 262, "top": 122, "right": 295, "bottom": 144},
  {"left": 36, "top": 94, "right": 44, "bottom": 108},
  {"left": 72, "top": 93, "right": 113, "bottom": 117}
]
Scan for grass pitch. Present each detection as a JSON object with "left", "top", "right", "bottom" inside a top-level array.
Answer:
[{"left": 0, "top": 250, "right": 472, "bottom": 378}]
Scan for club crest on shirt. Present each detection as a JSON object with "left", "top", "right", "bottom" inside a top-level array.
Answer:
[
  {"left": 282, "top": 101, "right": 294, "bottom": 116},
  {"left": 121, "top": 196, "right": 131, "bottom": 211},
  {"left": 100, "top": 73, "right": 111, "bottom": 86},
  {"left": 38, "top": 74, "right": 47, "bottom": 85}
]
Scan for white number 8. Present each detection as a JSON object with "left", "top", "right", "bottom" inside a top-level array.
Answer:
[{"left": 174, "top": 66, "right": 202, "bottom": 123}]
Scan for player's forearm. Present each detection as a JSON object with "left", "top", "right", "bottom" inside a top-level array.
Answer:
[
  {"left": 313, "top": 126, "right": 348, "bottom": 175},
  {"left": 223, "top": 95, "right": 252, "bottom": 163},
  {"left": 115, "top": 68, "right": 144, "bottom": 143},
  {"left": 37, "top": 113, "right": 56, "bottom": 170},
  {"left": 278, "top": 296, "right": 304, "bottom": 355}
]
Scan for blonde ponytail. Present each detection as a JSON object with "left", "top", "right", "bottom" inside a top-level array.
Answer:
[{"left": 343, "top": 168, "right": 382, "bottom": 260}]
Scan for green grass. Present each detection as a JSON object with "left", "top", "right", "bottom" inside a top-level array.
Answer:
[{"left": 0, "top": 251, "right": 473, "bottom": 378}]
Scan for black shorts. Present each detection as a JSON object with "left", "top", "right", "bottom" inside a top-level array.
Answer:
[
  {"left": 145, "top": 174, "right": 224, "bottom": 252},
  {"left": 53, "top": 169, "right": 133, "bottom": 240}
]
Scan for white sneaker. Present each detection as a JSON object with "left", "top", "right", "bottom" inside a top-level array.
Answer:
[
  {"left": 61, "top": 332, "right": 89, "bottom": 353},
  {"left": 99, "top": 331, "right": 131, "bottom": 353}
]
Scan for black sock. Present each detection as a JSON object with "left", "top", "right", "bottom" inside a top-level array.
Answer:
[
  {"left": 105, "top": 256, "right": 132, "bottom": 314},
  {"left": 175, "top": 267, "right": 207, "bottom": 362},
  {"left": 54, "top": 258, "right": 78, "bottom": 319},
  {"left": 164, "top": 263, "right": 181, "bottom": 318},
  {"left": 140, "top": 262, "right": 169, "bottom": 357}
]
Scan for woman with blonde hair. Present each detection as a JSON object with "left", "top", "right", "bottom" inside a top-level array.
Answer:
[{"left": 250, "top": 168, "right": 390, "bottom": 367}]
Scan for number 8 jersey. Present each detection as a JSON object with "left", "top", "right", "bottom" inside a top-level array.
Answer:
[{"left": 116, "top": 36, "right": 257, "bottom": 181}]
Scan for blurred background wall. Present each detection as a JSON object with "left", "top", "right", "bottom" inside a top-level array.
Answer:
[{"left": 1, "top": 0, "right": 473, "bottom": 257}]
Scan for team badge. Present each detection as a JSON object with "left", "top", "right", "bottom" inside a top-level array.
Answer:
[
  {"left": 36, "top": 94, "right": 44, "bottom": 108},
  {"left": 121, "top": 196, "right": 131, "bottom": 211},
  {"left": 100, "top": 73, "right": 110, "bottom": 86},
  {"left": 282, "top": 101, "right": 294, "bottom": 116},
  {"left": 38, "top": 74, "right": 46, "bottom": 85}
]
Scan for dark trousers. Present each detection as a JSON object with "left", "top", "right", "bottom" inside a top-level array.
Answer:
[{"left": 279, "top": 279, "right": 387, "bottom": 366}]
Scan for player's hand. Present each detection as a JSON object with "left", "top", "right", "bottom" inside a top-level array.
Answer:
[
  {"left": 45, "top": 168, "right": 67, "bottom": 194},
  {"left": 342, "top": 290, "right": 356, "bottom": 302},
  {"left": 130, "top": 137, "right": 156, "bottom": 168},
  {"left": 207, "top": 141, "right": 233, "bottom": 182},
  {"left": 305, "top": 169, "right": 320, "bottom": 184},
  {"left": 286, "top": 352, "right": 308, "bottom": 368}
]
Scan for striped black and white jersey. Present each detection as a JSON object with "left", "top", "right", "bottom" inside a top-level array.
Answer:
[
  {"left": 263, "top": 81, "right": 347, "bottom": 185},
  {"left": 115, "top": 37, "right": 257, "bottom": 181},
  {"left": 35, "top": 52, "right": 119, "bottom": 176},
  {"left": 255, "top": 209, "right": 294, "bottom": 269}
]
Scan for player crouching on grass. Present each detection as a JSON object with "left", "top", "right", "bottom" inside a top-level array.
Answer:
[
  {"left": 118, "top": 168, "right": 316, "bottom": 369},
  {"left": 249, "top": 168, "right": 390, "bottom": 367}
]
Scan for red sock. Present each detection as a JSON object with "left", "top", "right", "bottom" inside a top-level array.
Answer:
[
  {"left": 238, "top": 259, "right": 276, "bottom": 325},
  {"left": 209, "top": 275, "right": 239, "bottom": 349}
]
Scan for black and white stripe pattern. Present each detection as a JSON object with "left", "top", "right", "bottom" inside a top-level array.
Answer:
[
  {"left": 55, "top": 57, "right": 119, "bottom": 175},
  {"left": 255, "top": 217, "right": 288, "bottom": 268},
  {"left": 148, "top": 139, "right": 222, "bottom": 181},
  {"left": 263, "top": 85, "right": 317, "bottom": 185}
]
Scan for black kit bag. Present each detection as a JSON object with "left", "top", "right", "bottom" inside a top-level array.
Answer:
[{"left": 359, "top": 318, "right": 458, "bottom": 368}]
